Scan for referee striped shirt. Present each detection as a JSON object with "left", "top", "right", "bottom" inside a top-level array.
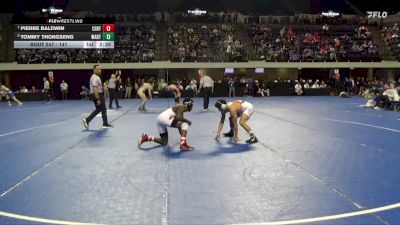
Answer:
[
  {"left": 90, "top": 74, "right": 103, "bottom": 94},
  {"left": 200, "top": 75, "right": 214, "bottom": 89}
]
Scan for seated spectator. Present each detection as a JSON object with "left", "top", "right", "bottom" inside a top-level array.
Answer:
[
  {"left": 383, "top": 83, "right": 399, "bottom": 101},
  {"left": 80, "top": 85, "right": 89, "bottom": 100},
  {"left": 322, "top": 24, "right": 330, "bottom": 33},
  {"left": 374, "top": 83, "right": 391, "bottom": 110},
  {"left": 340, "top": 91, "right": 350, "bottom": 98},
  {"left": 361, "top": 88, "right": 376, "bottom": 108},
  {"left": 368, "top": 46, "right": 377, "bottom": 55},
  {"left": 294, "top": 81, "right": 303, "bottom": 95},
  {"left": 20, "top": 86, "right": 29, "bottom": 93},
  {"left": 158, "top": 79, "right": 168, "bottom": 91},
  {"left": 249, "top": 24, "right": 380, "bottom": 62},
  {"left": 253, "top": 81, "right": 264, "bottom": 97},
  {"left": 311, "top": 81, "right": 320, "bottom": 89},
  {"left": 30, "top": 86, "right": 37, "bottom": 93}
]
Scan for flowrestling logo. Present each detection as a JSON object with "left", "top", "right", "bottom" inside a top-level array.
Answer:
[{"left": 367, "top": 11, "right": 388, "bottom": 18}]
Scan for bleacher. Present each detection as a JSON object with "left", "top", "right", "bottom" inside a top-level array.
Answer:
[
  {"left": 382, "top": 23, "right": 400, "bottom": 61},
  {"left": 4, "top": 13, "right": 399, "bottom": 64},
  {"left": 248, "top": 24, "right": 380, "bottom": 62}
]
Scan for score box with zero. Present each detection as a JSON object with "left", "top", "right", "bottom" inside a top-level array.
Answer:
[
  {"left": 102, "top": 32, "right": 115, "bottom": 41},
  {"left": 102, "top": 24, "right": 115, "bottom": 32}
]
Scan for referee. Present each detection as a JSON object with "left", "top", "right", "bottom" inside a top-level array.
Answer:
[
  {"left": 108, "top": 73, "right": 121, "bottom": 109},
  {"left": 198, "top": 70, "right": 214, "bottom": 111},
  {"left": 82, "top": 65, "right": 113, "bottom": 129}
]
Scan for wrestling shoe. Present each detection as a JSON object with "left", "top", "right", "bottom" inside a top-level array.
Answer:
[
  {"left": 180, "top": 138, "right": 194, "bottom": 151},
  {"left": 82, "top": 118, "right": 89, "bottom": 129},
  {"left": 180, "top": 143, "right": 195, "bottom": 151},
  {"left": 102, "top": 124, "right": 113, "bottom": 129},
  {"left": 245, "top": 136, "right": 258, "bottom": 144},
  {"left": 138, "top": 133, "right": 151, "bottom": 147},
  {"left": 223, "top": 130, "right": 234, "bottom": 137}
]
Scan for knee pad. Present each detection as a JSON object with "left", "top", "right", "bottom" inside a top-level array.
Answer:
[
  {"left": 181, "top": 122, "right": 190, "bottom": 131},
  {"left": 160, "top": 133, "right": 168, "bottom": 145}
]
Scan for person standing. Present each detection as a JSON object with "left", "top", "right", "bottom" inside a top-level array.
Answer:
[
  {"left": 108, "top": 73, "right": 121, "bottom": 109},
  {"left": 125, "top": 77, "right": 133, "bottom": 99},
  {"left": 189, "top": 78, "right": 197, "bottom": 97},
  {"left": 48, "top": 72, "right": 55, "bottom": 100},
  {"left": 43, "top": 77, "right": 51, "bottom": 103},
  {"left": 60, "top": 80, "right": 68, "bottom": 100},
  {"left": 198, "top": 70, "right": 214, "bottom": 111},
  {"left": 103, "top": 80, "right": 109, "bottom": 100},
  {"left": 134, "top": 79, "right": 139, "bottom": 98},
  {"left": 116, "top": 72, "right": 124, "bottom": 99},
  {"left": 228, "top": 77, "right": 235, "bottom": 97},
  {"left": 82, "top": 65, "right": 112, "bottom": 129}
]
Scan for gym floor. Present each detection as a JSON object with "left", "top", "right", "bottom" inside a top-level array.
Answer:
[{"left": 0, "top": 96, "right": 399, "bottom": 225}]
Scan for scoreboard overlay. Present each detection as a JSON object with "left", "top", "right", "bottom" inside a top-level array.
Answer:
[{"left": 13, "top": 18, "right": 115, "bottom": 49}]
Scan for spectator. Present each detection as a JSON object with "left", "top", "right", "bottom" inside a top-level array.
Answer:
[
  {"left": 80, "top": 85, "right": 89, "bottom": 100},
  {"left": 21, "top": 86, "right": 28, "bottom": 93},
  {"left": 60, "top": 80, "right": 69, "bottom": 100},
  {"left": 295, "top": 81, "right": 303, "bottom": 95},
  {"left": 383, "top": 83, "right": 399, "bottom": 101},
  {"left": 228, "top": 77, "right": 235, "bottom": 97},
  {"left": 31, "top": 86, "right": 37, "bottom": 93},
  {"left": 374, "top": 83, "right": 391, "bottom": 110},
  {"left": 362, "top": 88, "right": 376, "bottom": 108},
  {"left": 103, "top": 81, "right": 109, "bottom": 100},
  {"left": 125, "top": 77, "right": 133, "bottom": 99},
  {"left": 322, "top": 24, "right": 330, "bottom": 33},
  {"left": 185, "top": 78, "right": 197, "bottom": 97},
  {"left": 158, "top": 79, "right": 168, "bottom": 91},
  {"left": 43, "top": 77, "right": 50, "bottom": 103},
  {"left": 304, "top": 82, "right": 310, "bottom": 89}
]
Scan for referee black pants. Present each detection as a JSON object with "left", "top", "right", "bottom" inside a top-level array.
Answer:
[
  {"left": 44, "top": 89, "right": 51, "bottom": 102},
  {"left": 203, "top": 87, "right": 212, "bottom": 109},
  {"left": 108, "top": 88, "right": 120, "bottom": 108},
  {"left": 86, "top": 93, "right": 108, "bottom": 126}
]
